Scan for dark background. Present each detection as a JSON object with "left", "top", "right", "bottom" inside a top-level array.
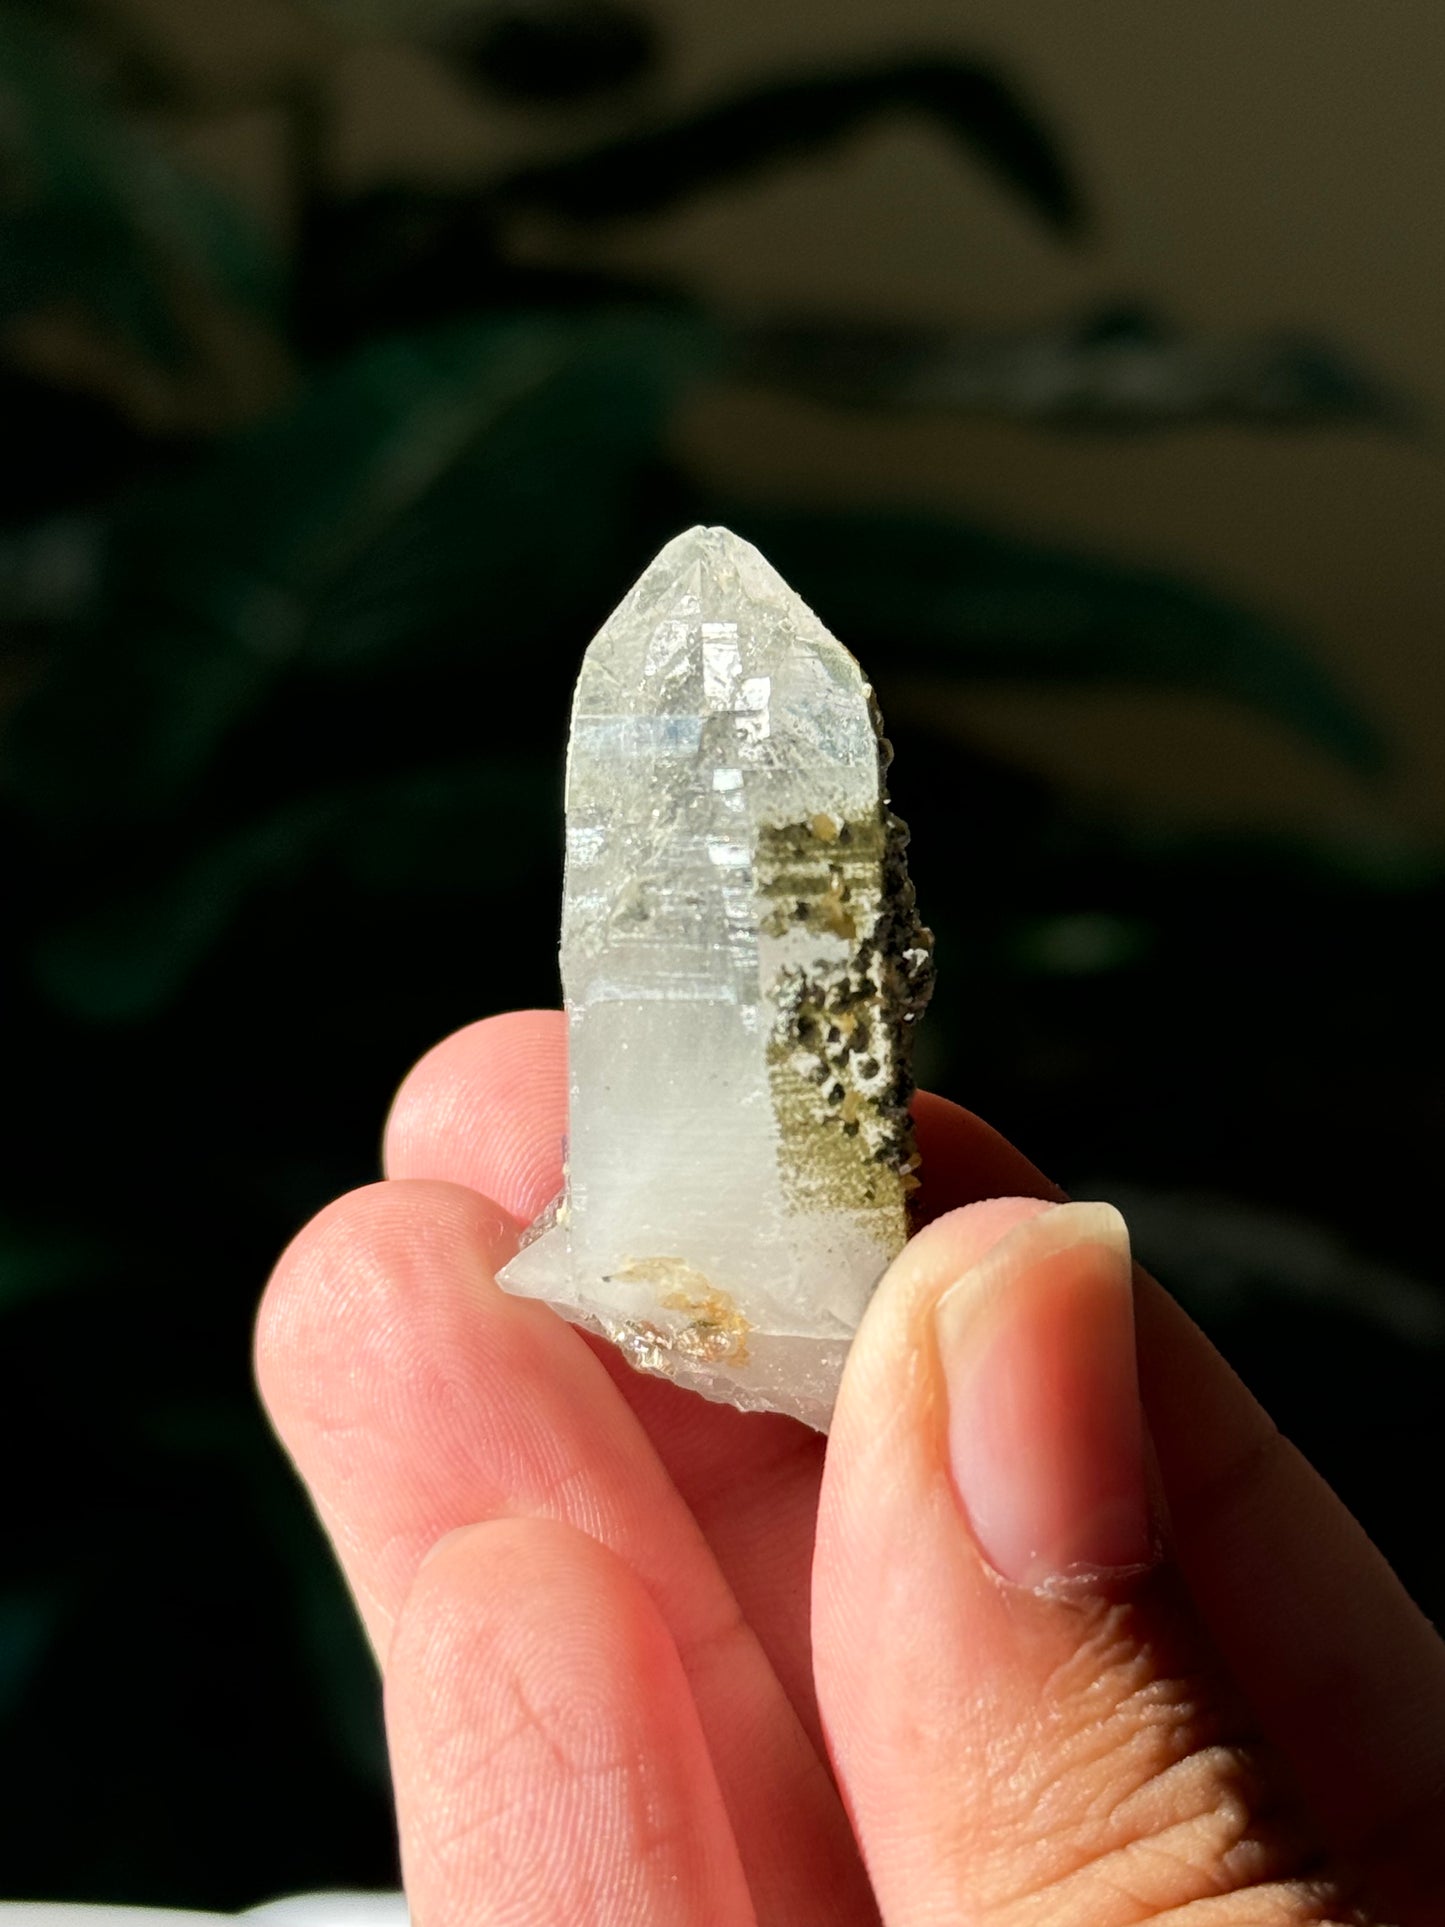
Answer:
[{"left": 2, "top": 0, "right": 1442, "bottom": 1906}]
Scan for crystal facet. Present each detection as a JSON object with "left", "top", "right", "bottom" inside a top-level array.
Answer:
[{"left": 498, "top": 526, "right": 932, "bottom": 1430}]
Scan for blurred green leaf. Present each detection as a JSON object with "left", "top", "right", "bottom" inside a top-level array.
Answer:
[
  {"left": 34, "top": 758, "right": 553, "bottom": 1020},
  {"left": 738, "top": 304, "right": 1409, "bottom": 431},
  {"left": 743, "top": 507, "right": 1386, "bottom": 769},
  {"left": 295, "top": 310, "right": 708, "bottom": 669},
  {"left": 291, "top": 183, "right": 689, "bottom": 352},
  {"left": 0, "top": 10, "right": 280, "bottom": 354},
  {"left": 6, "top": 308, "right": 710, "bottom": 821},
  {"left": 496, "top": 55, "right": 1082, "bottom": 234},
  {"left": 439, "top": 0, "right": 660, "bottom": 104}
]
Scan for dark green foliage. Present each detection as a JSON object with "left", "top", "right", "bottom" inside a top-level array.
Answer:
[
  {"left": 0, "top": 9, "right": 281, "bottom": 356},
  {"left": 493, "top": 56, "right": 1084, "bottom": 233},
  {"left": 0, "top": 4, "right": 1440, "bottom": 1907},
  {"left": 738, "top": 305, "right": 1410, "bottom": 430},
  {"left": 288, "top": 52, "right": 1082, "bottom": 350},
  {"left": 10, "top": 310, "right": 708, "bottom": 821},
  {"left": 738, "top": 506, "right": 1388, "bottom": 769},
  {"left": 439, "top": 0, "right": 662, "bottom": 103}
]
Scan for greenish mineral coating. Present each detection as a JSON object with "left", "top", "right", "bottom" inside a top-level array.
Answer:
[{"left": 760, "top": 713, "right": 934, "bottom": 1235}]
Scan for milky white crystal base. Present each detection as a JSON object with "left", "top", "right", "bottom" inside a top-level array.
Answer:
[{"left": 498, "top": 526, "right": 919, "bottom": 1432}]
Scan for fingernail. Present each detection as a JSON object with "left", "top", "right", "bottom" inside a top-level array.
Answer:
[{"left": 934, "top": 1202, "right": 1157, "bottom": 1592}]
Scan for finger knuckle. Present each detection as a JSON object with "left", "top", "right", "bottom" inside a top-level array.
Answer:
[{"left": 986, "top": 1603, "right": 1365, "bottom": 1926}]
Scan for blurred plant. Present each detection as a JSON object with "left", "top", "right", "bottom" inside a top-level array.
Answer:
[
  {"left": 431, "top": 0, "right": 661, "bottom": 102},
  {"left": 740, "top": 304, "right": 1410, "bottom": 430},
  {"left": 0, "top": 0, "right": 1439, "bottom": 1907}
]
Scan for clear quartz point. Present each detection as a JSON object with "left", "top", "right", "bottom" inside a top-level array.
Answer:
[{"left": 498, "top": 526, "right": 933, "bottom": 1430}]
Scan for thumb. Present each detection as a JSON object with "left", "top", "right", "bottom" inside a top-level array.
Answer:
[{"left": 813, "top": 1198, "right": 1372, "bottom": 1927}]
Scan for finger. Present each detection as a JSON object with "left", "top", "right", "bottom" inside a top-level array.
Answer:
[
  {"left": 379, "top": 1011, "right": 1062, "bottom": 1744},
  {"left": 910, "top": 1088, "right": 1066, "bottom": 1219},
  {"left": 1135, "top": 1273, "right": 1445, "bottom": 1919},
  {"left": 383, "top": 1008, "right": 568, "bottom": 1222},
  {"left": 387, "top": 1517, "right": 756, "bottom": 1927},
  {"left": 814, "top": 1199, "right": 1369, "bottom": 1926},
  {"left": 565, "top": 1359, "right": 830, "bottom": 1756},
  {"left": 256, "top": 1178, "right": 872, "bottom": 1926}
]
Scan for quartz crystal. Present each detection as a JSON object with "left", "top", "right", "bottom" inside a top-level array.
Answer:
[{"left": 498, "top": 526, "right": 932, "bottom": 1430}]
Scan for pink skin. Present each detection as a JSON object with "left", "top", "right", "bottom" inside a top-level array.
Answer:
[{"left": 257, "top": 1010, "right": 1445, "bottom": 1926}]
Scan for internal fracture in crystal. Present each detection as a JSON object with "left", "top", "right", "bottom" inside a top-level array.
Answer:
[{"left": 497, "top": 525, "right": 932, "bottom": 1430}]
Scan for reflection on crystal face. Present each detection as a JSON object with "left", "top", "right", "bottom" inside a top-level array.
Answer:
[{"left": 497, "top": 525, "right": 933, "bottom": 1430}]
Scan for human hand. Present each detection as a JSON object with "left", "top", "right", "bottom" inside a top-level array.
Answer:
[{"left": 257, "top": 1009, "right": 1445, "bottom": 1925}]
